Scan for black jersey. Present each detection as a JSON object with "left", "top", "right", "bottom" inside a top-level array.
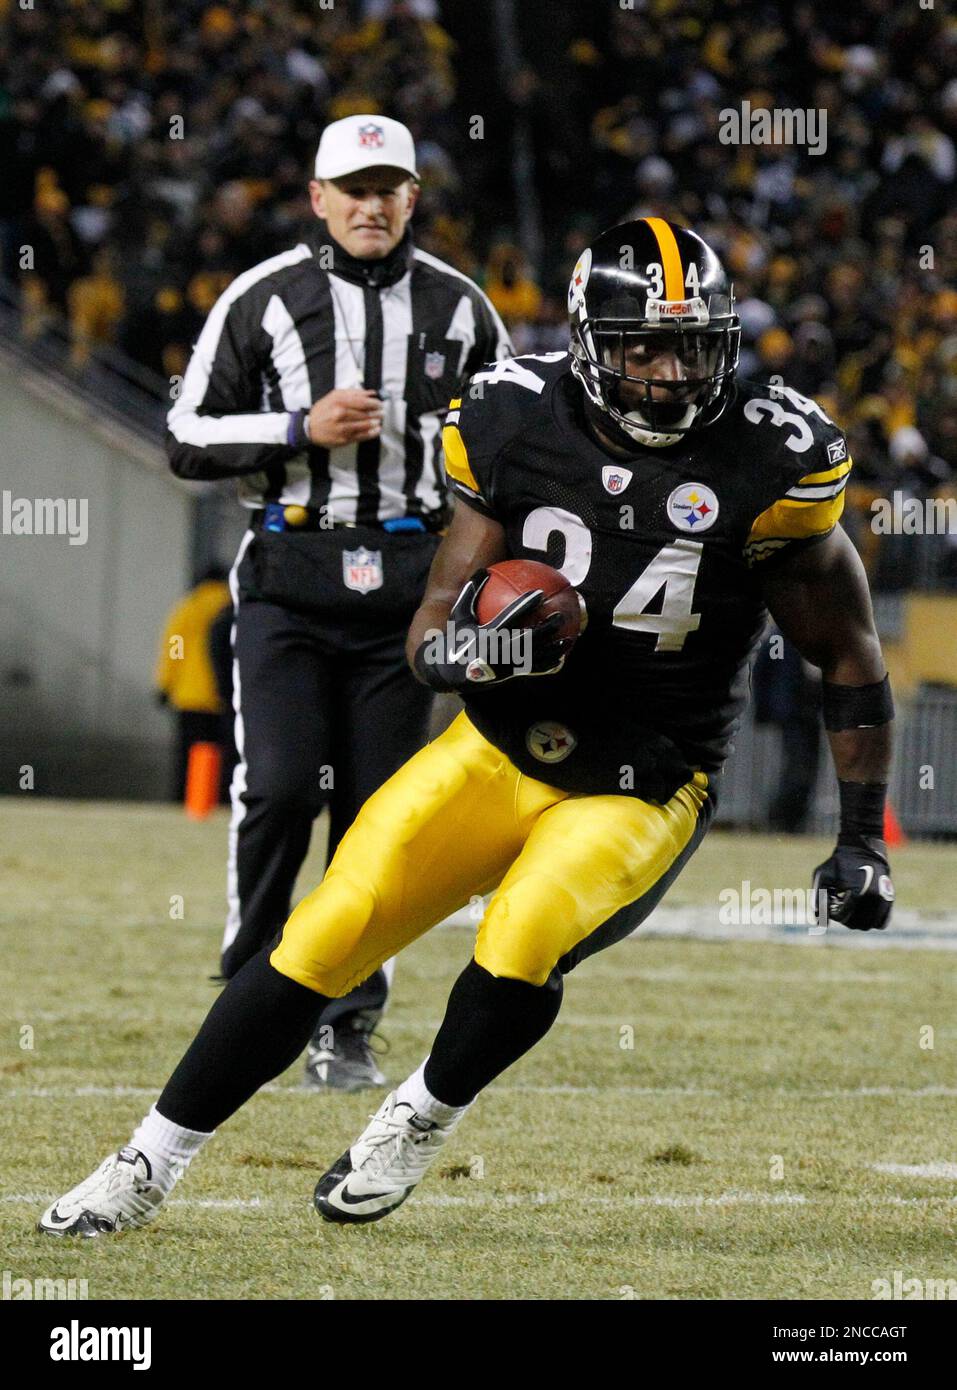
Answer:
[{"left": 442, "top": 352, "right": 851, "bottom": 802}]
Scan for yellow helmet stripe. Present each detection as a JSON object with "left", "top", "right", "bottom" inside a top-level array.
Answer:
[{"left": 643, "top": 217, "right": 685, "bottom": 300}]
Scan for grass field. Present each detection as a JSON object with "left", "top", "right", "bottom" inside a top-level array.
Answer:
[{"left": 2, "top": 798, "right": 956, "bottom": 1301}]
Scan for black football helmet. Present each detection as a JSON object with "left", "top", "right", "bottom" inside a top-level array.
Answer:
[{"left": 568, "top": 218, "right": 740, "bottom": 448}]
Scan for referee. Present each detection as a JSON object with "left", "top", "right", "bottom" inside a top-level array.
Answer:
[{"left": 167, "top": 115, "right": 511, "bottom": 1091}]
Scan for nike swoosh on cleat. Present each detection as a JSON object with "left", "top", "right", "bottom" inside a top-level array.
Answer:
[
  {"left": 315, "top": 1183, "right": 413, "bottom": 1225},
  {"left": 334, "top": 1182, "right": 401, "bottom": 1207},
  {"left": 47, "top": 1205, "right": 69, "bottom": 1225}
]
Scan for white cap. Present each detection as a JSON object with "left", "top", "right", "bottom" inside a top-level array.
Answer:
[{"left": 314, "top": 115, "right": 418, "bottom": 181}]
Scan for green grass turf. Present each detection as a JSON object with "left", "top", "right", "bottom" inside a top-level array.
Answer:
[{"left": 1, "top": 799, "right": 956, "bottom": 1300}]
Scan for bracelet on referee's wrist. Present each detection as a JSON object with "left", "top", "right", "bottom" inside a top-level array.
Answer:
[{"left": 286, "top": 409, "right": 310, "bottom": 448}]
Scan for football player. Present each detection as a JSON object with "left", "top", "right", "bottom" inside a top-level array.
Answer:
[{"left": 39, "top": 220, "right": 894, "bottom": 1235}]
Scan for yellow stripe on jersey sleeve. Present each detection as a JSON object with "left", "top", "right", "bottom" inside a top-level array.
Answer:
[
  {"left": 782, "top": 459, "right": 852, "bottom": 500},
  {"left": 788, "top": 460, "right": 852, "bottom": 487},
  {"left": 441, "top": 422, "right": 481, "bottom": 494},
  {"left": 745, "top": 458, "right": 852, "bottom": 566}
]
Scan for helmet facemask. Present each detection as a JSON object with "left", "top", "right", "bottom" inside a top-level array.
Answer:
[{"left": 571, "top": 297, "right": 741, "bottom": 448}]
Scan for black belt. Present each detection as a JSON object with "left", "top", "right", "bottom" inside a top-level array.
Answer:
[{"left": 251, "top": 504, "right": 445, "bottom": 535}]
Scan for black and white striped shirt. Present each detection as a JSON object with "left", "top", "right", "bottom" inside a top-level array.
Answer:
[{"left": 166, "top": 222, "right": 512, "bottom": 525}]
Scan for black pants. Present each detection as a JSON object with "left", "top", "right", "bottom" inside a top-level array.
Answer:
[{"left": 222, "top": 574, "right": 433, "bottom": 1028}]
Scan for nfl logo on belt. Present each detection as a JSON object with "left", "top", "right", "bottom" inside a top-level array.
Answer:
[
  {"left": 358, "top": 122, "right": 385, "bottom": 149},
  {"left": 602, "top": 464, "right": 633, "bottom": 495},
  {"left": 343, "top": 546, "right": 384, "bottom": 594},
  {"left": 424, "top": 351, "right": 446, "bottom": 380}
]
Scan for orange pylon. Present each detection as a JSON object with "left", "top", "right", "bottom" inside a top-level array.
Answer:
[
  {"left": 883, "top": 801, "right": 907, "bottom": 848},
  {"left": 184, "top": 741, "right": 221, "bottom": 819}
]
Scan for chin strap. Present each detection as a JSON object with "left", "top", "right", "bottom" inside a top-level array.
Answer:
[
  {"left": 574, "top": 356, "right": 690, "bottom": 449},
  {"left": 581, "top": 388, "right": 681, "bottom": 451},
  {"left": 612, "top": 398, "right": 698, "bottom": 448},
  {"left": 618, "top": 416, "right": 684, "bottom": 449}
]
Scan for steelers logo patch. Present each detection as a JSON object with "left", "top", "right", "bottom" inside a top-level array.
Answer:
[
  {"left": 567, "top": 248, "right": 592, "bottom": 315},
  {"left": 666, "top": 482, "right": 719, "bottom": 533},
  {"left": 526, "top": 720, "right": 577, "bottom": 764}
]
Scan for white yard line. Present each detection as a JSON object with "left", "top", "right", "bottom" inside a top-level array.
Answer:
[
  {"left": 5, "top": 1083, "right": 957, "bottom": 1100},
  {"left": 493, "top": 1084, "right": 957, "bottom": 1098},
  {"left": 439, "top": 905, "right": 957, "bottom": 949},
  {"left": 167, "top": 1197, "right": 263, "bottom": 1209},
  {"left": 871, "top": 1162, "right": 957, "bottom": 1180},
  {"left": 6, "top": 1190, "right": 957, "bottom": 1213},
  {"left": 2, "top": 1193, "right": 263, "bottom": 1210},
  {"left": 408, "top": 1191, "right": 808, "bottom": 1209}
]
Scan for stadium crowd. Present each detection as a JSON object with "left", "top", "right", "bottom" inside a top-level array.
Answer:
[{"left": 2, "top": 0, "right": 955, "bottom": 586}]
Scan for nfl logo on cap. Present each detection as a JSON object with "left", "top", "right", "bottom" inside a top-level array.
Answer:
[
  {"left": 358, "top": 122, "right": 385, "bottom": 150},
  {"left": 314, "top": 115, "right": 419, "bottom": 182}
]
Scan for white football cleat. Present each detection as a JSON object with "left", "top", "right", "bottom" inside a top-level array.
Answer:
[
  {"left": 314, "top": 1091, "right": 463, "bottom": 1224},
  {"left": 37, "top": 1147, "right": 169, "bottom": 1237}
]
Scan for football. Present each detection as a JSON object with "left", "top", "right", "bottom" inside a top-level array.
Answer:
[{"left": 476, "top": 558, "right": 587, "bottom": 644}]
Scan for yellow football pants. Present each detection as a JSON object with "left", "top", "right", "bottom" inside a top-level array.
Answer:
[{"left": 271, "top": 712, "right": 710, "bottom": 994}]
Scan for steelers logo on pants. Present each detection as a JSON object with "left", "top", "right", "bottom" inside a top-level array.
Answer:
[{"left": 526, "top": 721, "right": 577, "bottom": 764}]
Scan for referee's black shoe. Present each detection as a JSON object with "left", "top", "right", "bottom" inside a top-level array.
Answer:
[{"left": 303, "top": 1013, "right": 388, "bottom": 1093}]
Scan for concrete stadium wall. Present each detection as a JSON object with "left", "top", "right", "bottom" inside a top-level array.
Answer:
[{"left": 0, "top": 358, "right": 194, "bottom": 797}]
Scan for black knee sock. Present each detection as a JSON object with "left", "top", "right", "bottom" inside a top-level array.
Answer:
[
  {"left": 157, "top": 948, "right": 328, "bottom": 1131},
  {"left": 423, "top": 959, "right": 564, "bottom": 1107}
]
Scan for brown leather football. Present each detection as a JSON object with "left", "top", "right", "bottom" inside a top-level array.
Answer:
[{"left": 476, "top": 559, "right": 586, "bottom": 644}]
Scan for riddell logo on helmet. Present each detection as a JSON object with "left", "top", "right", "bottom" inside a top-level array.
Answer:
[{"left": 645, "top": 297, "right": 710, "bottom": 325}]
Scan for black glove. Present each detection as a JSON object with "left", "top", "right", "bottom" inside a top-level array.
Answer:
[
  {"left": 413, "top": 570, "right": 571, "bottom": 692},
  {"left": 812, "top": 836, "right": 894, "bottom": 932}
]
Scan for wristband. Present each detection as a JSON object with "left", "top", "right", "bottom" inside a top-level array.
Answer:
[
  {"left": 837, "top": 779, "right": 887, "bottom": 842},
  {"left": 412, "top": 639, "right": 455, "bottom": 693},
  {"left": 287, "top": 409, "right": 310, "bottom": 448}
]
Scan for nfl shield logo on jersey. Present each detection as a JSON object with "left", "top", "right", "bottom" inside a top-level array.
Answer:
[
  {"left": 424, "top": 350, "right": 446, "bottom": 380},
  {"left": 526, "top": 720, "right": 577, "bottom": 764},
  {"left": 601, "top": 465, "right": 633, "bottom": 495},
  {"left": 342, "top": 546, "right": 384, "bottom": 594},
  {"left": 666, "top": 482, "right": 719, "bottom": 533}
]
